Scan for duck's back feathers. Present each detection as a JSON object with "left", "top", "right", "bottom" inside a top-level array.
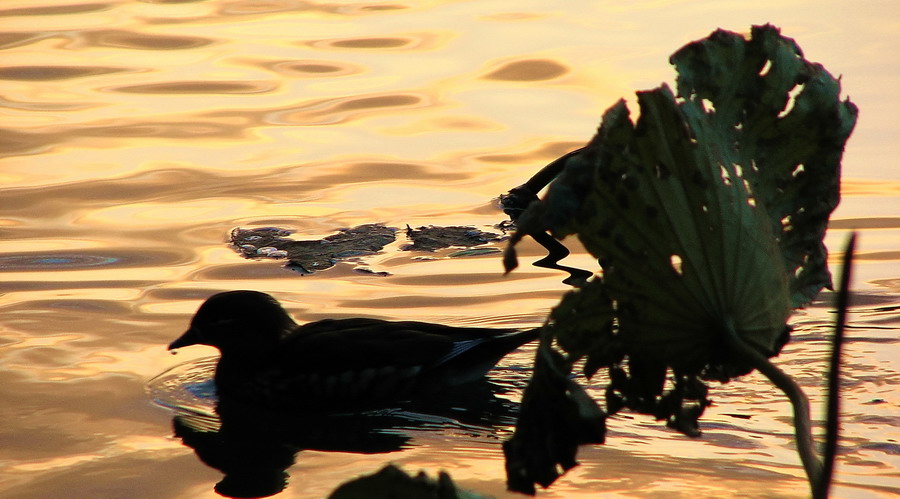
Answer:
[{"left": 285, "top": 318, "right": 533, "bottom": 371}]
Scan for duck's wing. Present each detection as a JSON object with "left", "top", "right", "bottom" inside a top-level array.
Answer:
[
  {"left": 284, "top": 318, "right": 537, "bottom": 382},
  {"left": 282, "top": 318, "right": 455, "bottom": 370},
  {"left": 421, "top": 326, "right": 539, "bottom": 385}
]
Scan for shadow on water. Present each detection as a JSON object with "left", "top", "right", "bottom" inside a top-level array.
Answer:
[{"left": 149, "top": 359, "right": 521, "bottom": 498}]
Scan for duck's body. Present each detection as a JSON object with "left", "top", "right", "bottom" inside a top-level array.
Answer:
[{"left": 169, "top": 291, "right": 539, "bottom": 410}]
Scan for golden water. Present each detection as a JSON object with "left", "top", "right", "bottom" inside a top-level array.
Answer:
[{"left": 1, "top": 1, "right": 897, "bottom": 497}]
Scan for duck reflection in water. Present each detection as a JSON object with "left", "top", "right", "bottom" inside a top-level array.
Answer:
[{"left": 164, "top": 290, "right": 539, "bottom": 498}]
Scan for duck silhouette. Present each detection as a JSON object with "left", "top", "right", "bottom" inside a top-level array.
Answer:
[{"left": 169, "top": 290, "right": 539, "bottom": 410}]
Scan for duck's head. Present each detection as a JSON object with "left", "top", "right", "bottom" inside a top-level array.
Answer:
[{"left": 169, "top": 290, "right": 297, "bottom": 355}]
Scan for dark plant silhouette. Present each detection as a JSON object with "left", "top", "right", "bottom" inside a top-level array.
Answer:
[{"left": 502, "top": 25, "right": 857, "bottom": 497}]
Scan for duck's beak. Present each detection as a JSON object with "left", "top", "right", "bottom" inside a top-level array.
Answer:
[{"left": 168, "top": 327, "right": 202, "bottom": 351}]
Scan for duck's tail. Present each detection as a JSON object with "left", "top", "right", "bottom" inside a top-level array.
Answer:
[{"left": 431, "top": 328, "right": 540, "bottom": 386}]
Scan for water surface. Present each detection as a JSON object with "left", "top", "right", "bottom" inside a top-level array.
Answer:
[{"left": 1, "top": 1, "right": 898, "bottom": 497}]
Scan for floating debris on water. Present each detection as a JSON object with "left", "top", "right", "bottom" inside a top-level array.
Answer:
[
  {"left": 353, "top": 267, "right": 392, "bottom": 276},
  {"left": 231, "top": 223, "right": 396, "bottom": 273},
  {"left": 229, "top": 222, "right": 508, "bottom": 275},
  {"left": 403, "top": 224, "right": 506, "bottom": 251}
]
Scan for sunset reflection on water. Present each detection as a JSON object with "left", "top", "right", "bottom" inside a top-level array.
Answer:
[{"left": 1, "top": 1, "right": 897, "bottom": 497}]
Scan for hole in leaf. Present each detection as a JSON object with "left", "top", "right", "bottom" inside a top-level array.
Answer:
[
  {"left": 719, "top": 164, "right": 732, "bottom": 186},
  {"left": 778, "top": 83, "right": 805, "bottom": 118},
  {"left": 701, "top": 98, "right": 716, "bottom": 113},
  {"left": 792, "top": 163, "right": 805, "bottom": 177},
  {"left": 670, "top": 254, "right": 683, "bottom": 275},
  {"left": 781, "top": 215, "right": 793, "bottom": 232},
  {"left": 759, "top": 59, "right": 772, "bottom": 76}
]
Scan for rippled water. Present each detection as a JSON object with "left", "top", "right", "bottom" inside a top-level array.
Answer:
[{"left": 1, "top": 1, "right": 897, "bottom": 497}]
